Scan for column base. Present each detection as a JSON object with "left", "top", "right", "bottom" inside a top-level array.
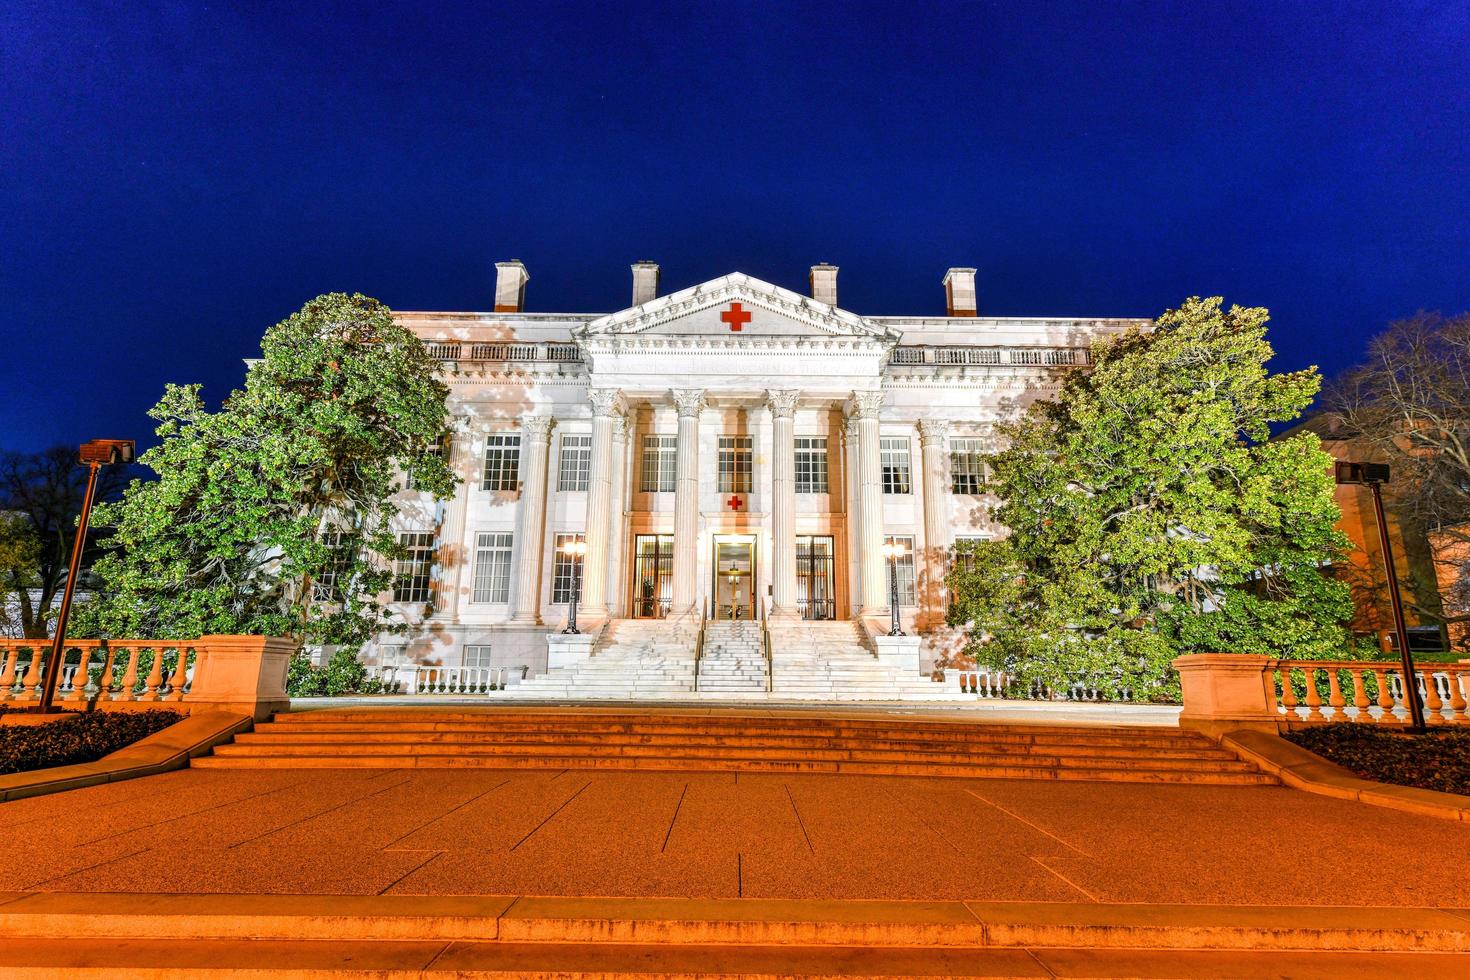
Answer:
[{"left": 507, "top": 613, "right": 544, "bottom": 627}]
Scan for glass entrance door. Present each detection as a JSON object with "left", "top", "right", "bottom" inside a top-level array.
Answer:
[
  {"left": 713, "top": 538, "right": 756, "bottom": 620},
  {"left": 631, "top": 534, "right": 673, "bottom": 618},
  {"left": 796, "top": 535, "right": 835, "bottom": 620}
]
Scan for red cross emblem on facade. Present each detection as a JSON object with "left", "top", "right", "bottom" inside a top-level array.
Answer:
[
  {"left": 720, "top": 302, "right": 752, "bottom": 332},
  {"left": 727, "top": 495, "right": 744, "bottom": 510}
]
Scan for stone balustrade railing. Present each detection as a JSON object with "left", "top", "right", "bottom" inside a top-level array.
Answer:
[
  {"left": 378, "top": 664, "right": 521, "bottom": 696},
  {"left": 423, "top": 341, "right": 582, "bottom": 364},
  {"left": 0, "top": 635, "right": 294, "bottom": 720},
  {"left": 888, "top": 346, "right": 1091, "bottom": 368},
  {"left": 1175, "top": 653, "right": 1470, "bottom": 735},
  {"left": 1265, "top": 659, "right": 1470, "bottom": 725}
]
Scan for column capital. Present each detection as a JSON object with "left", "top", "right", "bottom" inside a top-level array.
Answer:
[
  {"left": 588, "top": 388, "right": 625, "bottom": 418},
  {"left": 765, "top": 390, "right": 800, "bottom": 419},
  {"left": 917, "top": 418, "right": 950, "bottom": 447},
  {"left": 519, "top": 414, "right": 556, "bottom": 442},
  {"left": 846, "top": 390, "right": 885, "bottom": 421},
  {"left": 671, "top": 388, "right": 706, "bottom": 418}
]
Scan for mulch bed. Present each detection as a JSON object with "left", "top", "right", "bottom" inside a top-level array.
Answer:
[
  {"left": 1285, "top": 725, "right": 1470, "bottom": 796},
  {"left": 0, "top": 708, "right": 184, "bottom": 776}
]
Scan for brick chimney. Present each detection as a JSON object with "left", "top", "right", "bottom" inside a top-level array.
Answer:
[
  {"left": 494, "top": 260, "right": 529, "bottom": 312},
  {"left": 943, "top": 268, "right": 977, "bottom": 317},
  {"left": 809, "top": 263, "right": 838, "bottom": 306},
  {"left": 631, "top": 260, "right": 660, "bottom": 306}
]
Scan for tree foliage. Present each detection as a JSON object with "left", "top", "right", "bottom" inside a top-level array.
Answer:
[
  {"left": 1328, "top": 311, "right": 1470, "bottom": 632},
  {"left": 0, "top": 512, "right": 40, "bottom": 637},
  {"left": 947, "top": 297, "right": 1355, "bottom": 699},
  {"left": 0, "top": 447, "right": 131, "bottom": 638},
  {"left": 85, "top": 293, "right": 455, "bottom": 644}
]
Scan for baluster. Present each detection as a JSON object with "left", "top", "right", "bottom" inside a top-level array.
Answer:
[
  {"left": 166, "top": 645, "right": 190, "bottom": 701},
  {"left": 0, "top": 644, "right": 20, "bottom": 701},
  {"left": 66, "top": 645, "right": 94, "bottom": 702},
  {"left": 1447, "top": 669, "right": 1468, "bottom": 722},
  {"left": 117, "top": 646, "right": 141, "bottom": 701},
  {"left": 1326, "top": 668, "right": 1347, "bottom": 722},
  {"left": 143, "top": 647, "right": 165, "bottom": 700},
  {"left": 1348, "top": 667, "right": 1369, "bottom": 723},
  {"left": 1301, "top": 667, "right": 1324, "bottom": 721},
  {"left": 1374, "top": 667, "right": 1397, "bottom": 722},
  {"left": 1420, "top": 668, "right": 1444, "bottom": 723},
  {"left": 19, "top": 648, "right": 44, "bottom": 701},
  {"left": 1279, "top": 666, "right": 1299, "bottom": 717}
]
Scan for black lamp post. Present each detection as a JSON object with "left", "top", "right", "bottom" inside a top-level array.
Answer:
[
  {"left": 35, "top": 439, "right": 135, "bottom": 714},
  {"left": 1335, "top": 461, "right": 1427, "bottom": 731},
  {"left": 561, "top": 538, "right": 587, "bottom": 635},
  {"left": 880, "top": 540, "right": 907, "bottom": 636}
]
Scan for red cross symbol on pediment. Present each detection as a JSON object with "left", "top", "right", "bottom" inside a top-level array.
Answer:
[
  {"left": 720, "top": 302, "right": 752, "bottom": 332},
  {"left": 726, "top": 495, "right": 744, "bottom": 510}
]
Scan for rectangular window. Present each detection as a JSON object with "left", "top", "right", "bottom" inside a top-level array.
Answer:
[
  {"left": 393, "top": 531, "right": 436, "bottom": 604},
  {"left": 551, "top": 531, "right": 586, "bottom": 605},
  {"left": 883, "top": 534, "right": 917, "bottom": 606},
  {"left": 405, "top": 434, "right": 449, "bottom": 491},
  {"left": 481, "top": 433, "right": 521, "bottom": 491},
  {"left": 471, "top": 532, "right": 514, "bottom": 603},
  {"left": 463, "top": 645, "right": 493, "bottom": 668},
  {"left": 718, "top": 436, "right": 753, "bottom": 493},
  {"left": 557, "top": 434, "right": 591, "bottom": 491},
  {"left": 377, "top": 645, "right": 406, "bottom": 666},
  {"left": 951, "top": 535, "right": 988, "bottom": 574},
  {"left": 950, "top": 438, "right": 989, "bottom": 495},
  {"left": 881, "top": 437, "right": 912, "bottom": 495},
  {"left": 640, "top": 435, "right": 677, "bottom": 492},
  {"left": 313, "top": 530, "right": 354, "bottom": 603},
  {"left": 794, "top": 437, "right": 829, "bottom": 494}
]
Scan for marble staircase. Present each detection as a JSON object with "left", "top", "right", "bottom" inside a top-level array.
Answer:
[
  {"left": 695, "top": 620, "right": 769, "bottom": 694},
  {"left": 498, "top": 620, "right": 696, "bottom": 700},
  {"left": 769, "top": 620, "right": 971, "bottom": 701}
]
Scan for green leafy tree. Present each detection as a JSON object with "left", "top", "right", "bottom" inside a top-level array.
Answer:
[
  {"left": 86, "top": 293, "right": 456, "bottom": 645},
  {"left": 948, "top": 297, "right": 1355, "bottom": 699},
  {"left": 0, "top": 512, "right": 41, "bottom": 637}
]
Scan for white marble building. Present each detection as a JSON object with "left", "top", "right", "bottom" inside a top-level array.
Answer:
[{"left": 370, "top": 261, "right": 1142, "bottom": 695}]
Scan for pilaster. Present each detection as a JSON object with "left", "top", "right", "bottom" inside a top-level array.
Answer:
[
  {"left": 767, "top": 390, "right": 800, "bottom": 618},
  {"left": 579, "top": 389, "right": 624, "bottom": 620},
  {"left": 917, "top": 418, "right": 952, "bottom": 629}
]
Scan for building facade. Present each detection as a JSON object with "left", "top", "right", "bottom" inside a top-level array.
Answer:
[{"left": 370, "top": 261, "right": 1143, "bottom": 683}]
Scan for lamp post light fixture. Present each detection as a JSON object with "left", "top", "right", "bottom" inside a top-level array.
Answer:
[
  {"left": 35, "top": 439, "right": 135, "bottom": 714},
  {"left": 879, "top": 540, "right": 907, "bottom": 636},
  {"left": 560, "top": 538, "right": 588, "bottom": 635},
  {"left": 1334, "top": 461, "right": 1427, "bottom": 732}
]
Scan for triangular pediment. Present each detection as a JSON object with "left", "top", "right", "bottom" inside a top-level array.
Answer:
[{"left": 575, "top": 273, "right": 896, "bottom": 341}]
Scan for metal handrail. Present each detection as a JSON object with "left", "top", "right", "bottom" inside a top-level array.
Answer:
[
  {"left": 760, "top": 601, "right": 773, "bottom": 692},
  {"left": 694, "top": 599, "right": 708, "bottom": 692}
]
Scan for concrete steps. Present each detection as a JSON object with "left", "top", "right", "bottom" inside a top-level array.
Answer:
[
  {"left": 194, "top": 709, "right": 1276, "bottom": 785},
  {"left": 501, "top": 620, "right": 696, "bottom": 699},
  {"left": 4, "top": 892, "right": 1466, "bottom": 977}
]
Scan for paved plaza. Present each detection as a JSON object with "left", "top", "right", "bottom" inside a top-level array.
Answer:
[{"left": 2, "top": 764, "right": 1467, "bottom": 907}]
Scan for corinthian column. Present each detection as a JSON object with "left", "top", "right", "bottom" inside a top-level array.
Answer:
[
  {"left": 509, "top": 415, "right": 555, "bottom": 624},
  {"left": 848, "top": 390, "right": 887, "bottom": 615},
  {"left": 670, "top": 388, "right": 705, "bottom": 616},
  {"left": 579, "top": 388, "right": 623, "bottom": 620},
  {"left": 917, "top": 418, "right": 952, "bottom": 628},
  {"left": 767, "top": 390, "right": 800, "bottom": 618},
  {"left": 435, "top": 419, "right": 474, "bottom": 621},
  {"left": 607, "top": 415, "right": 630, "bottom": 616}
]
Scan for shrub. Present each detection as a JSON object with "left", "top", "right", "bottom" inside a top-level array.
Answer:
[
  {"left": 286, "top": 648, "right": 383, "bottom": 697},
  {"left": 1285, "top": 726, "right": 1470, "bottom": 796},
  {"left": 0, "top": 708, "right": 183, "bottom": 775}
]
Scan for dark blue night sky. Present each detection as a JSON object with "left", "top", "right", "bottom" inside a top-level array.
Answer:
[{"left": 3, "top": 1, "right": 1468, "bottom": 452}]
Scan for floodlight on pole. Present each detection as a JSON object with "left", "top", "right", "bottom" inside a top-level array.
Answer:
[
  {"left": 1334, "top": 461, "right": 1427, "bottom": 732},
  {"left": 35, "top": 439, "right": 135, "bottom": 714},
  {"left": 880, "top": 540, "right": 907, "bottom": 636},
  {"left": 560, "top": 538, "right": 588, "bottom": 635}
]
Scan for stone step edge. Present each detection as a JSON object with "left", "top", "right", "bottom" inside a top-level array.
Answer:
[{"left": 0, "top": 893, "right": 1463, "bottom": 951}]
